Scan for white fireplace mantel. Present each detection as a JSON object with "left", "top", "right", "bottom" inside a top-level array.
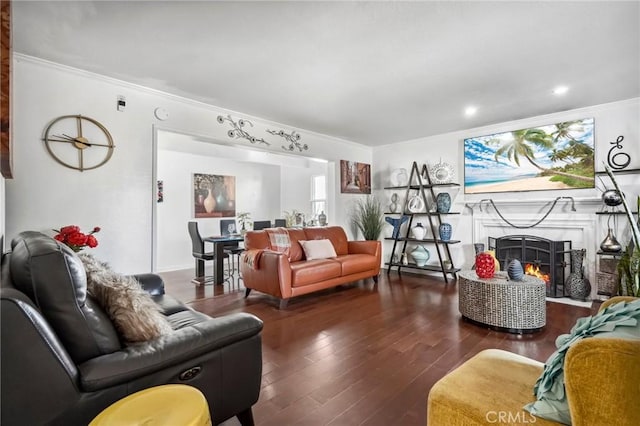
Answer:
[
  {"left": 464, "top": 196, "right": 602, "bottom": 213},
  {"left": 471, "top": 212, "right": 598, "bottom": 299}
]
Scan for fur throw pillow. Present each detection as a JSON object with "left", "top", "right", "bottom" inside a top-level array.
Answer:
[{"left": 79, "top": 253, "right": 173, "bottom": 343}]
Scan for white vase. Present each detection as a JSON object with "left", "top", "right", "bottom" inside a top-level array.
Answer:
[
  {"left": 410, "top": 245, "right": 430, "bottom": 267},
  {"left": 391, "top": 168, "right": 409, "bottom": 186},
  {"left": 411, "top": 223, "right": 426, "bottom": 240},
  {"left": 203, "top": 189, "right": 216, "bottom": 213}
]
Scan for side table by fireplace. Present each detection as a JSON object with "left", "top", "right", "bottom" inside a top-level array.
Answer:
[{"left": 458, "top": 270, "right": 546, "bottom": 334}]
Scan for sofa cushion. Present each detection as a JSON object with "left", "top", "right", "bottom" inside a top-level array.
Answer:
[
  {"left": 524, "top": 298, "right": 640, "bottom": 424},
  {"left": 333, "top": 254, "right": 379, "bottom": 276},
  {"left": 80, "top": 253, "right": 173, "bottom": 344},
  {"left": 299, "top": 239, "right": 337, "bottom": 260},
  {"left": 285, "top": 228, "right": 307, "bottom": 262},
  {"left": 304, "top": 226, "right": 349, "bottom": 255},
  {"left": 167, "top": 309, "right": 213, "bottom": 329},
  {"left": 290, "top": 259, "right": 342, "bottom": 287},
  {"left": 152, "top": 294, "right": 193, "bottom": 316}
]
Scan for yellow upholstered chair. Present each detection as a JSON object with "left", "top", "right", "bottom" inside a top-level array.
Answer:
[{"left": 427, "top": 296, "right": 640, "bottom": 426}]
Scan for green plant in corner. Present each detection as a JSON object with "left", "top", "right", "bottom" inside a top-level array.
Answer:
[{"left": 350, "top": 195, "right": 384, "bottom": 241}]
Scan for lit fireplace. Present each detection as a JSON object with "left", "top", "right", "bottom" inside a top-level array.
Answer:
[
  {"left": 525, "top": 263, "right": 550, "bottom": 284},
  {"left": 489, "top": 235, "right": 571, "bottom": 297}
]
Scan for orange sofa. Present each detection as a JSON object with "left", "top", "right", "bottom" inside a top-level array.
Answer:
[{"left": 240, "top": 226, "right": 381, "bottom": 308}]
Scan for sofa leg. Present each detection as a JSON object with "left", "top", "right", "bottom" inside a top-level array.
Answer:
[
  {"left": 279, "top": 299, "right": 289, "bottom": 309},
  {"left": 372, "top": 274, "right": 379, "bottom": 283},
  {"left": 244, "top": 288, "right": 252, "bottom": 298},
  {"left": 236, "top": 407, "right": 255, "bottom": 426}
]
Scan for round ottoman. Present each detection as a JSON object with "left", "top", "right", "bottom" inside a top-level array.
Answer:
[
  {"left": 89, "top": 384, "right": 211, "bottom": 426},
  {"left": 458, "top": 270, "right": 546, "bottom": 333}
]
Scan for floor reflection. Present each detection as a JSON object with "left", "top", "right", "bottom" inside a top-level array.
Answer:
[{"left": 160, "top": 268, "right": 246, "bottom": 303}]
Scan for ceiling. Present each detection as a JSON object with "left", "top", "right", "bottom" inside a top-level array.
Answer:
[{"left": 12, "top": 1, "right": 640, "bottom": 146}]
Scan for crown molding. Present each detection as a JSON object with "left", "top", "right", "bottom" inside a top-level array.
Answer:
[{"left": 13, "top": 53, "right": 368, "bottom": 150}]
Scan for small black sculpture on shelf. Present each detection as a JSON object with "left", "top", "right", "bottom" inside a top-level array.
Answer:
[{"left": 606, "top": 135, "right": 631, "bottom": 170}]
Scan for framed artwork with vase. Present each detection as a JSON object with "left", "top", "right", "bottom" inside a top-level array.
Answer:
[{"left": 193, "top": 173, "right": 236, "bottom": 218}]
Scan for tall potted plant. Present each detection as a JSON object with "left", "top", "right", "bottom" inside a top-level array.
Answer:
[{"left": 350, "top": 195, "right": 384, "bottom": 240}]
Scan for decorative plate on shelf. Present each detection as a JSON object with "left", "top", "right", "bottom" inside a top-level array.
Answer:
[
  {"left": 429, "top": 160, "right": 455, "bottom": 184},
  {"left": 390, "top": 168, "right": 409, "bottom": 186},
  {"left": 407, "top": 195, "right": 425, "bottom": 213}
]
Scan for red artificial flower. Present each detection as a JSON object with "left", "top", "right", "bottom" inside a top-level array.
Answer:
[
  {"left": 60, "top": 225, "right": 80, "bottom": 235},
  {"left": 52, "top": 225, "right": 101, "bottom": 252},
  {"left": 67, "top": 232, "right": 88, "bottom": 246},
  {"left": 86, "top": 235, "right": 98, "bottom": 248}
]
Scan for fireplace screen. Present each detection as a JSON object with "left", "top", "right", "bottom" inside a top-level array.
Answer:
[{"left": 489, "top": 235, "right": 572, "bottom": 297}]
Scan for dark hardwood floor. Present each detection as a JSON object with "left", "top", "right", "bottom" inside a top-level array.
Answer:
[{"left": 159, "top": 269, "right": 597, "bottom": 426}]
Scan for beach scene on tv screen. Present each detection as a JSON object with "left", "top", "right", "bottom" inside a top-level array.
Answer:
[{"left": 464, "top": 117, "right": 595, "bottom": 194}]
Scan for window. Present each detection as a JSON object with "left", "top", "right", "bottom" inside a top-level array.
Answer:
[{"left": 310, "top": 175, "right": 326, "bottom": 219}]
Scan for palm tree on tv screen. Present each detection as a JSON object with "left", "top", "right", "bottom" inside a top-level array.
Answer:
[{"left": 491, "top": 123, "right": 593, "bottom": 184}]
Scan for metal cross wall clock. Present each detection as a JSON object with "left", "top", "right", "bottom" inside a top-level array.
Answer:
[{"left": 43, "top": 115, "right": 115, "bottom": 171}]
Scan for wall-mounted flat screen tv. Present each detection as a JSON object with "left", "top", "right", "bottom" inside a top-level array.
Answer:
[{"left": 463, "top": 117, "right": 595, "bottom": 194}]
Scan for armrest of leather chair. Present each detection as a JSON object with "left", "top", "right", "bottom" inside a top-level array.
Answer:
[
  {"left": 78, "top": 312, "right": 263, "bottom": 391},
  {"left": 1, "top": 288, "right": 82, "bottom": 424},
  {"left": 565, "top": 337, "right": 640, "bottom": 426},
  {"left": 131, "top": 273, "right": 165, "bottom": 296}
]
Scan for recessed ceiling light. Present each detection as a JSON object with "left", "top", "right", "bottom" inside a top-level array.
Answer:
[
  {"left": 553, "top": 86, "right": 569, "bottom": 95},
  {"left": 464, "top": 106, "right": 477, "bottom": 117}
]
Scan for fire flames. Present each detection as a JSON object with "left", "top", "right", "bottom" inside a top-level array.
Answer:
[{"left": 525, "top": 264, "right": 550, "bottom": 284}]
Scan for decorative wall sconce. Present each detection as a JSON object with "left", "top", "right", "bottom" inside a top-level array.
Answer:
[
  {"left": 607, "top": 135, "right": 631, "bottom": 170},
  {"left": 217, "top": 115, "right": 270, "bottom": 146},
  {"left": 267, "top": 129, "right": 308, "bottom": 152}
]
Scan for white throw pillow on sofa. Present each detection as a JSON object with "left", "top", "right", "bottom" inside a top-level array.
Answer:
[{"left": 299, "top": 239, "right": 337, "bottom": 260}]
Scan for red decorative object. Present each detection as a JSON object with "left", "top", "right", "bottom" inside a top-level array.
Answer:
[
  {"left": 475, "top": 252, "right": 496, "bottom": 279},
  {"left": 53, "top": 225, "right": 100, "bottom": 252}
]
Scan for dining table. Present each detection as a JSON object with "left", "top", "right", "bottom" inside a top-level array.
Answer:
[{"left": 199, "top": 234, "right": 244, "bottom": 284}]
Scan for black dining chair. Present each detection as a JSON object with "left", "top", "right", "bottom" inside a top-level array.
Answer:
[
  {"left": 188, "top": 221, "right": 227, "bottom": 284},
  {"left": 220, "top": 219, "right": 244, "bottom": 277},
  {"left": 252, "top": 220, "right": 272, "bottom": 230}
]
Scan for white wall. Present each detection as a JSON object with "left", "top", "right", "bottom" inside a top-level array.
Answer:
[
  {"left": 6, "top": 55, "right": 371, "bottom": 273},
  {"left": 156, "top": 149, "right": 281, "bottom": 271},
  {"left": 280, "top": 160, "right": 328, "bottom": 220},
  {"left": 155, "top": 130, "right": 330, "bottom": 272},
  {"left": 373, "top": 98, "right": 640, "bottom": 291}
]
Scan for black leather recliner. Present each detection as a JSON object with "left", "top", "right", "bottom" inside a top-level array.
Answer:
[{"left": 0, "top": 231, "right": 263, "bottom": 425}]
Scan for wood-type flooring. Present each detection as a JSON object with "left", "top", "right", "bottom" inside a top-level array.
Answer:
[{"left": 159, "top": 269, "right": 597, "bottom": 426}]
